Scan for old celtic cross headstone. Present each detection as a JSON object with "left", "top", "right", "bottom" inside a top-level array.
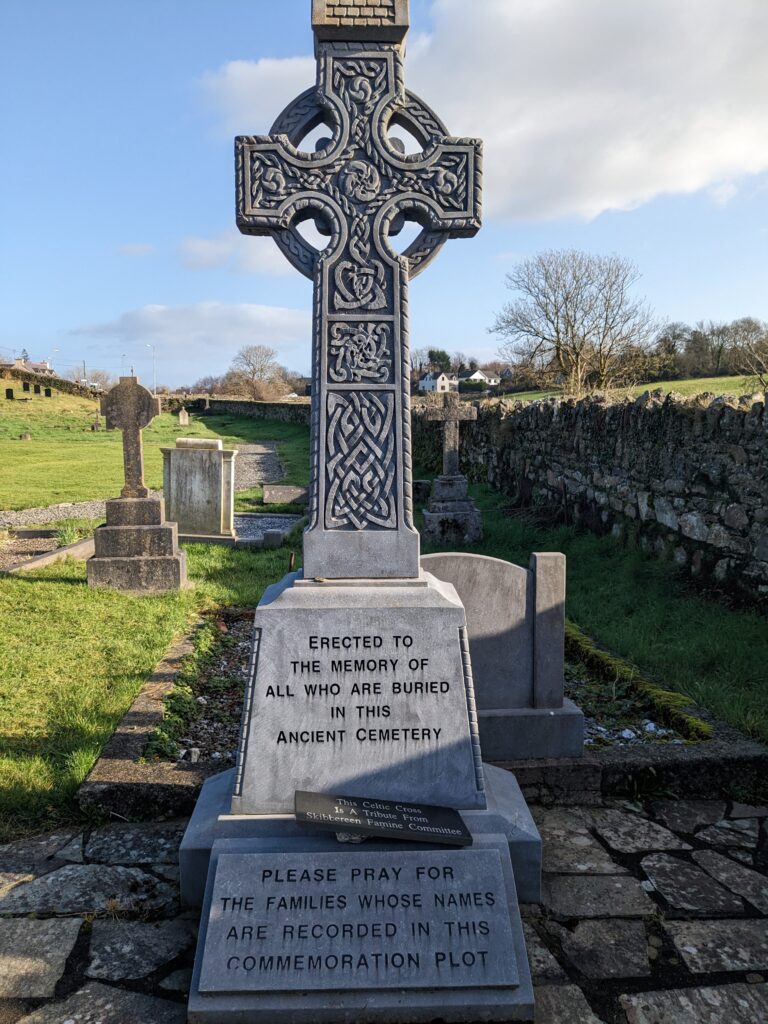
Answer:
[
  {"left": 86, "top": 376, "right": 188, "bottom": 592},
  {"left": 422, "top": 392, "right": 483, "bottom": 544},
  {"left": 235, "top": 0, "right": 481, "bottom": 579},
  {"left": 424, "top": 391, "right": 477, "bottom": 477},
  {"left": 184, "top": 5, "right": 536, "bottom": 1021}
]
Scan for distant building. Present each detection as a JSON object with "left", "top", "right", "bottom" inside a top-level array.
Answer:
[
  {"left": 0, "top": 357, "right": 56, "bottom": 377},
  {"left": 418, "top": 372, "right": 459, "bottom": 393},
  {"left": 459, "top": 369, "right": 500, "bottom": 387}
]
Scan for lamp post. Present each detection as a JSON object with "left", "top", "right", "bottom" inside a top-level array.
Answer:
[{"left": 146, "top": 343, "right": 156, "bottom": 396}]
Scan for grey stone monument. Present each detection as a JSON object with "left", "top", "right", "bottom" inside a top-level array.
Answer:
[
  {"left": 184, "top": 4, "right": 536, "bottom": 1020},
  {"left": 161, "top": 438, "right": 237, "bottom": 542},
  {"left": 422, "top": 393, "right": 483, "bottom": 545},
  {"left": 422, "top": 552, "right": 584, "bottom": 760},
  {"left": 86, "top": 377, "right": 188, "bottom": 593},
  {"left": 178, "top": 407, "right": 190, "bottom": 426}
]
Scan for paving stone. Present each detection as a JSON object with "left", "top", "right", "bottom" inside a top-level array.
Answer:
[
  {"left": 588, "top": 808, "right": 691, "bottom": 854},
  {"left": 86, "top": 918, "right": 196, "bottom": 980},
  {"left": 534, "top": 983, "right": 606, "bottom": 1023},
  {"left": 14, "top": 982, "right": 186, "bottom": 1024},
  {"left": 641, "top": 853, "right": 745, "bottom": 915},
  {"left": 664, "top": 919, "right": 768, "bottom": 973},
  {"left": 84, "top": 822, "right": 185, "bottom": 864},
  {"left": 552, "top": 919, "right": 651, "bottom": 979},
  {"left": 159, "top": 967, "right": 193, "bottom": 992},
  {"left": 0, "top": 919, "right": 82, "bottom": 998},
  {"left": 0, "top": 874, "right": 33, "bottom": 900},
  {"left": 692, "top": 849, "right": 768, "bottom": 913},
  {"left": 620, "top": 983, "right": 768, "bottom": 1023},
  {"left": 523, "top": 923, "right": 567, "bottom": 981},
  {"left": 56, "top": 834, "right": 85, "bottom": 863},
  {"left": 696, "top": 818, "right": 760, "bottom": 848},
  {"left": 535, "top": 809, "right": 627, "bottom": 874},
  {"left": 651, "top": 800, "right": 726, "bottom": 834},
  {"left": 0, "top": 830, "right": 77, "bottom": 873},
  {"left": 729, "top": 803, "right": 768, "bottom": 818},
  {"left": 0, "top": 864, "right": 176, "bottom": 916},
  {"left": 542, "top": 874, "right": 654, "bottom": 919}
]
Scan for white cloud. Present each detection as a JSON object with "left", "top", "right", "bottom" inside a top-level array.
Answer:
[
  {"left": 117, "top": 243, "right": 154, "bottom": 257},
  {"left": 708, "top": 182, "right": 739, "bottom": 206},
  {"left": 69, "top": 302, "right": 311, "bottom": 384},
  {"left": 179, "top": 227, "right": 294, "bottom": 276},
  {"left": 199, "top": 0, "right": 768, "bottom": 221}
]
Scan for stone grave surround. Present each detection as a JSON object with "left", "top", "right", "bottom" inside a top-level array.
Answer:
[
  {"left": 183, "top": 2, "right": 536, "bottom": 1021},
  {"left": 86, "top": 377, "right": 188, "bottom": 593},
  {"left": 422, "top": 392, "right": 483, "bottom": 545},
  {"left": 422, "top": 552, "right": 584, "bottom": 761},
  {"left": 161, "top": 438, "right": 237, "bottom": 541}
]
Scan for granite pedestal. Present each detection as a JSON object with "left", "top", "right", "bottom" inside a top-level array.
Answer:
[
  {"left": 87, "top": 498, "right": 187, "bottom": 593},
  {"left": 421, "top": 475, "right": 483, "bottom": 547}
]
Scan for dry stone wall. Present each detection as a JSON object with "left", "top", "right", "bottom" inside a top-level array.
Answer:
[
  {"left": 414, "top": 391, "right": 768, "bottom": 603},
  {"left": 174, "top": 397, "right": 312, "bottom": 427}
]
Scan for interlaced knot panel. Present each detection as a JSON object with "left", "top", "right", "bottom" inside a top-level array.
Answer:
[{"left": 326, "top": 391, "right": 396, "bottom": 529}]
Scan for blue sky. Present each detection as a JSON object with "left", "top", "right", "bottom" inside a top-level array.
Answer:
[{"left": 2, "top": 0, "right": 766, "bottom": 387}]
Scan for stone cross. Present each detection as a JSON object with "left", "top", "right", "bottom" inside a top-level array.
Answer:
[
  {"left": 101, "top": 376, "right": 161, "bottom": 499},
  {"left": 236, "top": 0, "right": 481, "bottom": 579},
  {"left": 424, "top": 391, "right": 477, "bottom": 477}
]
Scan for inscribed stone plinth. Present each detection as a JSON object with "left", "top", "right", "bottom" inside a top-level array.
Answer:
[
  {"left": 188, "top": 836, "right": 533, "bottom": 1023},
  {"left": 231, "top": 572, "right": 485, "bottom": 814},
  {"left": 86, "top": 377, "right": 187, "bottom": 592},
  {"left": 422, "top": 395, "right": 482, "bottom": 546},
  {"left": 162, "top": 438, "right": 237, "bottom": 539},
  {"left": 421, "top": 552, "right": 584, "bottom": 760}
]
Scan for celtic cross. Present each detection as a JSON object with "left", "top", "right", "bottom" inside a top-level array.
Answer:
[
  {"left": 236, "top": 0, "right": 481, "bottom": 579},
  {"left": 102, "top": 376, "right": 161, "bottom": 499},
  {"left": 424, "top": 391, "right": 478, "bottom": 477}
]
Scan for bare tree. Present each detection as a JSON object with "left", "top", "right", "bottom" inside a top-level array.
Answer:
[
  {"left": 490, "top": 250, "right": 656, "bottom": 395},
  {"left": 729, "top": 317, "right": 768, "bottom": 389},
  {"left": 230, "top": 344, "right": 285, "bottom": 400},
  {"left": 66, "top": 366, "right": 116, "bottom": 390}
]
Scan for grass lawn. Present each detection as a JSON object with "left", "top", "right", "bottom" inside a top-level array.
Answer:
[
  {"left": 421, "top": 486, "right": 768, "bottom": 746},
  {"left": 0, "top": 395, "right": 309, "bottom": 509},
  {"left": 503, "top": 374, "right": 762, "bottom": 404},
  {"left": 0, "top": 537, "right": 302, "bottom": 840}
]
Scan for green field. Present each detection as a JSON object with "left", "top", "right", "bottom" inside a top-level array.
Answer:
[
  {"left": 0, "top": 392, "right": 309, "bottom": 509},
  {"left": 503, "top": 374, "right": 762, "bottom": 404}
]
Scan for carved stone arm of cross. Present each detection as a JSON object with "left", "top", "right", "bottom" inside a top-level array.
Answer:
[
  {"left": 102, "top": 377, "right": 160, "bottom": 500},
  {"left": 424, "top": 394, "right": 477, "bottom": 477}
]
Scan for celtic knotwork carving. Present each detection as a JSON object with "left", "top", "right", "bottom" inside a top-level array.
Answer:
[
  {"left": 340, "top": 159, "right": 381, "bottom": 201},
  {"left": 328, "top": 322, "right": 392, "bottom": 383},
  {"left": 333, "top": 215, "right": 387, "bottom": 310},
  {"left": 326, "top": 391, "right": 396, "bottom": 530}
]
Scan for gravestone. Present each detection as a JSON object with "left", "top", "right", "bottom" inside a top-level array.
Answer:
[
  {"left": 161, "top": 438, "right": 237, "bottom": 540},
  {"left": 33, "top": 383, "right": 41, "bottom": 395},
  {"left": 422, "top": 394, "right": 483, "bottom": 545},
  {"left": 422, "top": 552, "right": 584, "bottom": 760},
  {"left": 44, "top": 387, "right": 52, "bottom": 398},
  {"left": 4, "top": 388, "right": 13, "bottom": 400},
  {"left": 22, "top": 381, "right": 30, "bottom": 393},
  {"left": 86, "top": 376, "right": 188, "bottom": 592},
  {"left": 184, "top": 3, "right": 535, "bottom": 1021},
  {"left": 178, "top": 408, "right": 190, "bottom": 426},
  {"left": 19, "top": 432, "right": 31, "bottom": 441},
  {"left": 262, "top": 484, "right": 309, "bottom": 506}
]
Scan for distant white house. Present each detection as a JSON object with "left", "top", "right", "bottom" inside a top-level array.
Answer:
[
  {"left": 460, "top": 369, "right": 500, "bottom": 387},
  {"left": 418, "top": 372, "right": 459, "bottom": 393},
  {"left": 0, "top": 357, "right": 56, "bottom": 377}
]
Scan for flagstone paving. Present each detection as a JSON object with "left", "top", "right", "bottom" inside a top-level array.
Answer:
[{"left": 0, "top": 797, "right": 764, "bottom": 1022}]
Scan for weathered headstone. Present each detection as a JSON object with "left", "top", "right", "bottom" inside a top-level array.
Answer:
[
  {"left": 33, "top": 383, "right": 41, "bottom": 395},
  {"left": 184, "top": 4, "right": 535, "bottom": 1021},
  {"left": 19, "top": 432, "right": 31, "bottom": 441},
  {"left": 262, "top": 484, "right": 309, "bottom": 506},
  {"left": 22, "top": 381, "right": 30, "bottom": 393},
  {"left": 4, "top": 388, "right": 13, "bottom": 400},
  {"left": 178, "top": 408, "right": 190, "bottom": 426},
  {"left": 161, "top": 438, "right": 237, "bottom": 540},
  {"left": 421, "top": 552, "right": 584, "bottom": 760},
  {"left": 422, "top": 393, "right": 482, "bottom": 545},
  {"left": 44, "top": 387, "right": 52, "bottom": 398},
  {"left": 86, "top": 376, "right": 188, "bottom": 592}
]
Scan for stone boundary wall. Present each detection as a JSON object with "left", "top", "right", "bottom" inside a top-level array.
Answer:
[
  {"left": 1, "top": 367, "right": 94, "bottom": 401},
  {"left": 414, "top": 392, "right": 768, "bottom": 602},
  {"left": 165, "top": 396, "right": 312, "bottom": 426}
]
